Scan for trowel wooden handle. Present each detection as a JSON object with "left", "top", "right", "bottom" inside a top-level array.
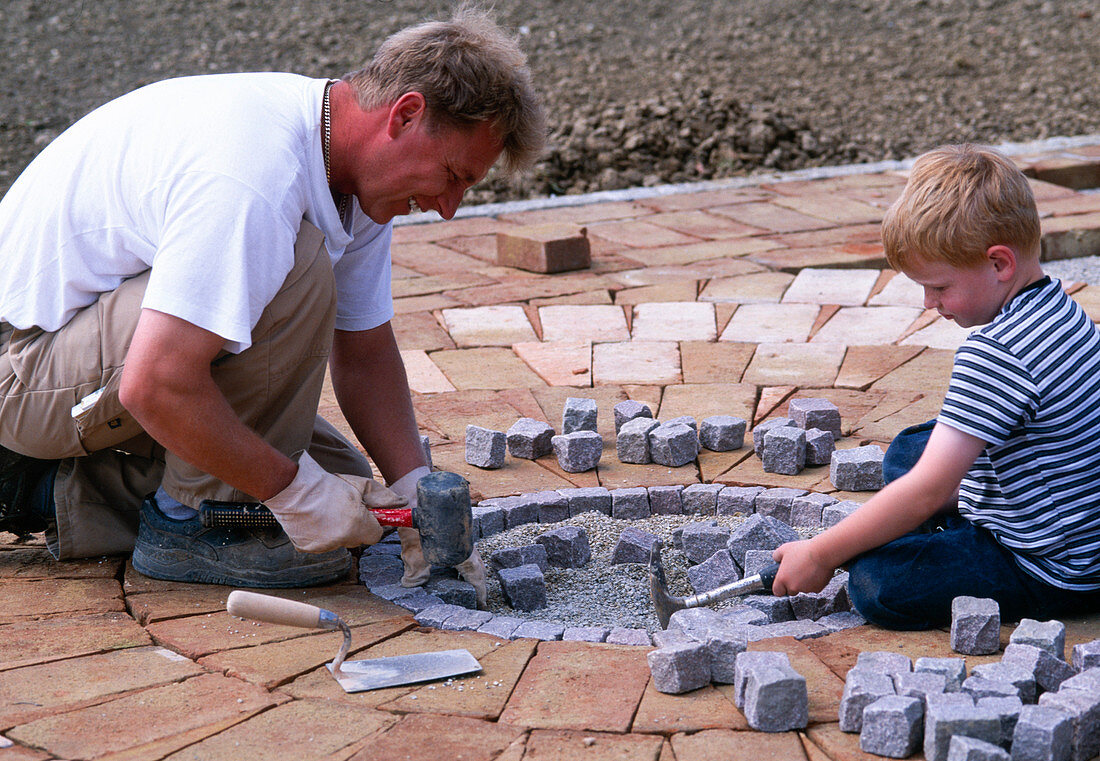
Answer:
[{"left": 227, "top": 590, "right": 332, "bottom": 630}]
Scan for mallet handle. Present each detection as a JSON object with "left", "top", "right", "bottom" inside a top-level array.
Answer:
[{"left": 369, "top": 507, "right": 414, "bottom": 527}]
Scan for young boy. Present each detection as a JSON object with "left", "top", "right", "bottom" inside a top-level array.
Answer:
[{"left": 773, "top": 144, "right": 1100, "bottom": 629}]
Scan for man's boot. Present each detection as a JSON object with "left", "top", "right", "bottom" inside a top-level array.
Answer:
[{"left": 0, "top": 445, "right": 58, "bottom": 538}]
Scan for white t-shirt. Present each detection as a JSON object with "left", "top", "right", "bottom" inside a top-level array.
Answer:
[{"left": 0, "top": 73, "right": 393, "bottom": 353}]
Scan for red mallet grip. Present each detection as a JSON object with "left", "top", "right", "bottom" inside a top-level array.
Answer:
[{"left": 369, "top": 507, "right": 414, "bottom": 527}]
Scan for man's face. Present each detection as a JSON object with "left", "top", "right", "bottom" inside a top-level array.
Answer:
[{"left": 357, "top": 117, "right": 503, "bottom": 225}]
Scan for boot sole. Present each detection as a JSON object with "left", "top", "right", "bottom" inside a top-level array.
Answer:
[{"left": 132, "top": 545, "right": 351, "bottom": 588}]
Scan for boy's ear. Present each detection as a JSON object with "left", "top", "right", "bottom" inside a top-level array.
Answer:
[{"left": 986, "top": 245, "right": 1017, "bottom": 281}]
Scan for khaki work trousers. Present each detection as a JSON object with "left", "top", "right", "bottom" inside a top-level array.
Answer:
[{"left": 0, "top": 221, "right": 371, "bottom": 559}]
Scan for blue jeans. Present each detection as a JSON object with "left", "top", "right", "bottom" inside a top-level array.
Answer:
[{"left": 847, "top": 421, "right": 1100, "bottom": 629}]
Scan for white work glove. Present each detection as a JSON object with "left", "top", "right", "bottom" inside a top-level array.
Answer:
[
  {"left": 264, "top": 451, "right": 406, "bottom": 553},
  {"left": 390, "top": 466, "right": 432, "bottom": 588},
  {"left": 455, "top": 547, "right": 488, "bottom": 610}
]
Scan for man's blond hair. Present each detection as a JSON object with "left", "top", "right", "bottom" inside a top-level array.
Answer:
[
  {"left": 345, "top": 6, "right": 545, "bottom": 173},
  {"left": 882, "top": 145, "right": 1040, "bottom": 270}
]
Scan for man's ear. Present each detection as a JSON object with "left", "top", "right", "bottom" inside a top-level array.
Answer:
[
  {"left": 386, "top": 92, "right": 427, "bottom": 138},
  {"left": 987, "top": 244, "right": 1018, "bottom": 281}
]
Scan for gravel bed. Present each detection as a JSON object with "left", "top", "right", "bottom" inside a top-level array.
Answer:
[{"left": 475, "top": 510, "right": 818, "bottom": 632}]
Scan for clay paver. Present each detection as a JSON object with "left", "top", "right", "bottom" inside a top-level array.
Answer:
[
  {"left": 742, "top": 342, "right": 846, "bottom": 388},
  {"left": 513, "top": 339, "right": 593, "bottom": 386},
  {"left": 539, "top": 304, "right": 629, "bottom": 342},
  {"left": 810, "top": 305, "right": 924, "bottom": 345},
  {"left": 0, "top": 577, "right": 124, "bottom": 621},
  {"left": 631, "top": 301, "right": 717, "bottom": 341},
  {"left": 669, "top": 727, "right": 810, "bottom": 760},
  {"left": 524, "top": 729, "right": 665, "bottom": 760},
  {"left": 782, "top": 268, "right": 881, "bottom": 306},
  {"left": 0, "top": 611, "right": 151, "bottom": 670},
  {"left": 632, "top": 680, "right": 750, "bottom": 733},
  {"left": 592, "top": 341, "right": 682, "bottom": 386},
  {"left": 400, "top": 349, "right": 457, "bottom": 393},
  {"left": 720, "top": 302, "right": 820, "bottom": 343}
]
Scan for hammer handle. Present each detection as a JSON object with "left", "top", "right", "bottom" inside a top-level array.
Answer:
[{"left": 369, "top": 507, "right": 413, "bottom": 527}]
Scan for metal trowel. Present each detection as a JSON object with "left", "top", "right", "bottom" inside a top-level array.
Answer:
[{"left": 226, "top": 590, "right": 482, "bottom": 693}]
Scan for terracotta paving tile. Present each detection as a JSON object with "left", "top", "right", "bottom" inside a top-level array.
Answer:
[
  {"left": 447, "top": 274, "right": 616, "bottom": 307},
  {"left": 121, "top": 583, "right": 233, "bottom": 625},
  {"left": 348, "top": 713, "right": 525, "bottom": 761},
  {"left": 771, "top": 194, "right": 884, "bottom": 226},
  {"left": 657, "top": 382, "right": 757, "bottom": 423},
  {"left": 834, "top": 345, "right": 924, "bottom": 391},
  {"left": 588, "top": 219, "right": 702, "bottom": 249},
  {"left": 526, "top": 729, "right": 665, "bottom": 760},
  {"left": 432, "top": 442, "right": 578, "bottom": 500},
  {"left": 0, "top": 743, "right": 49, "bottom": 760},
  {"left": 645, "top": 210, "right": 767, "bottom": 239},
  {"left": 1071, "top": 283, "right": 1100, "bottom": 320},
  {"left": 401, "top": 349, "right": 457, "bottom": 394},
  {"left": 390, "top": 241, "right": 485, "bottom": 277},
  {"left": 612, "top": 258, "right": 766, "bottom": 288},
  {"left": 513, "top": 340, "right": 593, "bottom": 386},
  {"left": 0, "top": 612, "right": 151, "bottom": 672},
  {"left": 390, "top": 272, "right": 495, "bottom": 300},
  {"left": 1041, "top": 211, "right": 1100, "bottom": 260},
  {"left": 392, "top": 216, "right": 517, "bottom": 244},
  {"left": 498, "top": 387, "right": 556, "bottom": 422},
  {"left": 784, "top": 389, "right": 887, "bottom": 438},
  {"left": 698, "top": 271, "right": 795, "bottom": 303},
  {"left": 636, "top": 187, "right": 773, "bottom": 212},
  {"left": 8, "top": 673, "right": 282, "bottom": 761},
  {"left": 614, "top": 280, "right": 699, "bottom": 304},
  {"left": 0, "top": 645, "right": 204, "bottom": 730},
  {"left": 866, "top": 271, "right": 923, "bottom": 308},
  {"left": 839, "top": 182, "right": 905, "bottom": 209},
  {"left": 390, "top": 263, "right": 422, "bottom": 280},
  {"left": 680, "top": 341, "right": 755, "bottom": 384},
  {"left": 380, "top": 637, "right": 537, "bottom": 720},
  {"left": 431, "top": 347, "right": 548, "bottom": 390},
  {"left": 536, "top": 452, "right": 602, "bottom": 489},
  {"left": 736, "top": 636, "right": 845, "bottom": 724},
  {"left": 199, "top": 618, "right": 413, "bottom": 690},
  {"left": 530, "top": 386, "right": 628, "bottom": 440},
  {"left": 810, "top": 306, "right": 924, "bottom": 346},
  {"left": 498, "top": 641, "right": 651, "bottom": 732},
  {"left": 1027, "top": 176, "right": 1082, "bottom": 201},
  {"left": 850, "top": 390, "right": 926, "bottom": 432},
  {"left": 742, "top": 343, "right": 845, "bottom": 388},
  {"left": 539, "top": 304, "right": 629, "bottom": 342},
  {"left": 412, "top": 389, "right": 530, "bottom": 441},
  {"left": 624, "top": 384, "right": 665, "bottom": 414},
  {"left": 855, "top": 394, "right": 943, "bottom": 442},
  {"left": 391, "top": 310, "right": 454, "bottom": 352},
  {"left": 868, "top": 348, "right": 954, "bottom": 394},
  {"left": 669, "top": 728, "right": 809, "bottom": 760},
  {"left": 711, "top": 201, "right": 833, "bottom": 234},
  {"left": 0, "top": 547, "right": 123, "bottom": 580},
  {"left": 393, "top": 293, "right": 463, "bottom": 314},
  {"left": 530, "top": 289, "right": 614, "bottom": 307},
  {"left": 748, "top": 244, "right": 887, "bottom": 272},
  {"left": 755, "top": 386, "right": 798, "bottom": 422},
  {"left": 699, "top": 448, "right": 753, "bottom": 483},
  {"left": 900, "top": 317, "right": 971, "bottom": 350},
  {"left": 437, "top": 233, "right": 500, "bottom": 262},
  {"left": 804, "top": 724, "right": 880, "bottom": 761},
  {"left": 592, "top": 341, "right": 682, "bottom": 386},
  {"left": 613, "top": 238, "right": 780, "bottom": 268},
  {"left": 498, "top": 201, "right": 650, "bottom": 226},
  {"left": 1027, "top": 159, "right": 1100, "bottom": 192},
  {"left": 633, "top": 681, "right": 748, "bottom": 733},
  {"left": 598, "top": 454, "right": 701, "bottom": 490},
  {"left": 762, "top": 174, "right": 904, "bottom": 197},
  {"left": 716, "top": 454, "right": 830, "bottom": 491},
  {"left": 767, "top": 224, "right": 882, "bottom": 250},
  {"left": 1038, "top": 191, "right": 1100, "bottom": 217},
  {"left": 0, "top": 577, "right": 124, "bottom": 622},
  {"left": 720, "top": 302, "right": 819, "bottom": 343},
  {"left": 781, "top": 268, "right": 881, "bottom": 306},
  {"left": 631, "top": 302, "right": 716, "bottom": 342},
  {"left": 441, "top": 305, "right": 538, "bottom": 348}
]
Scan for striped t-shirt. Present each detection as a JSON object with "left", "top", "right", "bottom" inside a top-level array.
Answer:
[{"left": 939, "top": 276, "right": 1100, "bottom": 590}]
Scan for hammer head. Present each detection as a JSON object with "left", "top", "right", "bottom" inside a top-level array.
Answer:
[
  {"left": 413, "top": 471, "right": 474, "bottom": 566},
  {"left": 649, "top": 541, "right": 685, "bottom": 629}
]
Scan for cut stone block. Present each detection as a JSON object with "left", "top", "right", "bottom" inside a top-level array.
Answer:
[
  {"left": 805, "top": 428, "right": 836, "bottom": 466},
  {"left": 512, "top": 620, "right": 565, "bottom": 641},
  {"left": 441, "top": 607, "right": 494, "bottom": 631},
  {"left": 744, "top": 664, "right": 809, "bottom": 732},
  {"left": 500, "top": 496, "right": 539, "bottom": 529},
  {"left": 649, "top": 422, "right": 699, "bottom": 467},
  {"left": 1002, "top": 644, "right": 1076, "bottom": 694},
  {"left": 704, "top": 622, "right": 749, "bottom": 684},
  {"left": 1010, "top": 618, "right": 1067, "bottom": 661},
  {"left": 755, "top": 486, "right": 807, "bottom": 524},
  {"left": 610, "top": 527, "right": 660, "bottom": 565},
  {"left": 681, "top": 521, "right": 731, "bottom": 564},
  {"left": 611, "top": 487, "right": 650, "bottom": 520},
  {"left": 856, "top": 651, "right": 913, "bottom": 680},
  {"left": 613, "top": 399, "right": 653, "bottom": 433},
  {"left": 726, "top": 514, "right": 800, "bottom": 568},
  {"left": 497, "top": 563, "right": 547, "bottom": 611},
  {"left": 465, "top": 424, "right": 506, "bottom": 469},
  {"left": 840, "top": 668, "right": 897, "bottom": 733},
  {"left": 970, "top": 661, "right": 1036, "bottom": 703},
  {"left": 978, "top": 695, "right": 1023, "bottom": 749},
  {"left": 687, "top": 549, "right": 740, "bottom": 594},
  {"left": 532, "top": 490, "right": 570, "bottom": 523},
  {"left": 472, "top": 503, "right": 505, "bottom": 538},
  {"left": 699, "top": 415, "right": 747, "bottom": 451},
  {"left": 563, "top": 626, "right": 610, "bottom": 643},
  {"left": 648, "top": 484, "right": 684, "bottom": 515},
  {"left": 647, "top": 640, "right": 711, "bottom": 694},
  {"left": 496, "top": 223, "right": 591, "bottom": 274},
  {"left": 616, "top": 416, "right": 660, "bottom": 463},
  {"left": 1060, "top": 668, "right": 1100, "bottom": 695},
  {"left": 561, "top": 486, "right": 612, "bottom": 517},
  {"left": 762, "top": 426, "right": 806, "bottom": 475},
  {"left": 535, "top": 525, "right": 591, "bottom": 568},
  {"left": 551, "top": 430, "right": 603, "bottom": 473},
  {"left": 1011, "top": 705, "right": 1073, "bottom": 761},
  {"left": 415, "top": 603, "right": 471, "bottom": 629},
  {"left": 606, "top": 627, "right": 651, "bottom": 646},
  {"left": 747, "top": 620, "right": 829, "bottom": 642},
  {"left": 952, "top": 596, "right": 1001, "bottom": 655},
  {"left": 733, "top": 650, "right": 791, "bottom": 708},
  {"left": 667, "top": 607, "right": 724, "bottom": 641},
  {"left": 717, "top": 485, "right": 764, "bottom": 516},
  {"left": 562, "top": 396, "right": 598, "bottom": 433},
  {"left": 790, "top": 571, "right": 850, "bottom": 620},
  {"left": 818, "top": 610, "right": 868, "bottom": 632},
  {"left": 1037, "top": 688, "right": 1100, "bottom": 761},
  {"left": 742, "top": 549, "right": 776, "bottom": 578},
  {"left": 947, "top": 736, "right": 1011, "bottom": 761},
  {"left": 788, "top": 397, "right": 842, "bottom": 438},
  {"left": 490, "top": 543, "right": 549, "bottom": 573},
  {"left": 924, "top": 702, "right": 1002, "bottom": 761},
  {"left": 396, "top": 591, "right": 446, "bottom": 613},
  {"left": 1072, "top": 639, "right": 1100, "bottom": 671},
  {"left": 666, "top": 415, "right": 698, "bottom": 433},
  {"left": 424, "top": 577, "right": 479, "bottom": 609},
  {"left": 724, "top": 606, "right": 769, "bottom": 628},
  {"left": 896, "top": 671, "right": 949, "bottom": 703},
  {"left": 860, "top": 695, "right": 924, "bottom": 758},
  {"left": 963, "top": 676, "right": 1022, "bottom": 702},
  {"left": 830, "top": 444, "right": 885, "bottom": 491},
  {"left": 681, "top": 483, "right": 725, "bottom": 515},
  {"left": 652, "top": 628, "right": 697, "bottom": 649},
  {"left": 790, "top": 491, "right": 837, "bottom": 528},
  {"left": 822, "top": 499, "right": 861, "bottom": 528},
  {"left": 753, "top": 417, "right": 797, "bottom": 458},
  {"left": 742, "top": 594, "right": 794, "bottom": 623},
  {"left": 506, "top": 417, "right": 555, "bottom": 460},
  {"left": 917, "top": 657, "right": 969, "bottom": 692},
  {"left": 477, "top": 615, "right": 523, "bottom": 639}
]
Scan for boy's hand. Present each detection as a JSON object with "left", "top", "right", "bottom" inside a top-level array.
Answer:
[{"left": 771, "top": 539, "right": 836, "bottom": 597}]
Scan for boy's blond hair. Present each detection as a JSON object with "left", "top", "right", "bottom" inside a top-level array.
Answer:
[
  {"left": 344, "top": 5, "right": 545, "bottom": 173},
  {"left": 882, "top": 145, "right": 1040, "bottom": 271}
]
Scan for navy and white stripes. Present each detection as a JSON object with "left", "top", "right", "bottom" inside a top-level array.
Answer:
[{"left": 939, "top": 277, "right": 1100, "bottom": 590}]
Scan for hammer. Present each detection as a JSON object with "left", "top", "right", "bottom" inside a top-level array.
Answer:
[{"left": 199, "top": 470, "right": 474, "bottom": 565}]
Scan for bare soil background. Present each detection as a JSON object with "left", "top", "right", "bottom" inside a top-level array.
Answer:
[{"left": 2, "top": 0, "right": 1098, "bottom": 204}]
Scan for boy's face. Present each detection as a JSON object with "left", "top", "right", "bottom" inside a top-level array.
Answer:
[{"left": 903, "top": 256, "right": 1008, "bottom": 328}]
